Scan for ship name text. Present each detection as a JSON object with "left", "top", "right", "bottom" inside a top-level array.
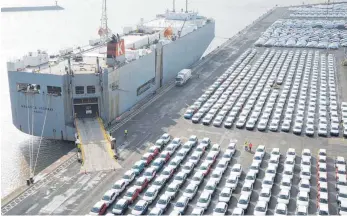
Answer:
[{"left": 21, "top": 105, "right": 53, "bottom": 111}]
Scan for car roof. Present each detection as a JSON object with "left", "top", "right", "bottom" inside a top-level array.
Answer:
[
  {"left": 297, "top": 205, "right": 307, "bottom": 211},
  {"left": 244, "top": 181, "right": 253, "bottom": 187},
  {"left": 201, "top": 191, "right": 211, "bottom": 198},
  {"left": 221, "top": 187, "right": 232, "bottom": 193},
  {"left": 169, "top": 181, "right": 181, "bottom": 187},
  {"left": 279, "top": 189, "right": 289, "bottom": 195},
  {"left": 301, "top": 178, "right": 310, "bottom": 183},
  {"left": 177, "top": 196, "right": 189, "bottom": 202},
  {"left": 104, "top": 190, "right": 115, "bottom": 196},
  {"left": 319, "top": 192, "right": 328, "bottom": 199},
  {"left": 233, "top": 164, "right": 241, "bottom": 168},
  {"left": 257, "top": 200, "right": 267, "bottom": 207},
  {"left": 192, "top": 208, "right": 204, "bottom": 214},
  {"left": 260, "top": 187, "right": 271, "bottom": 193},
  {"left": 239, "top": 193, "right": 250, "bottom": 199},
  {"left": 117, "top": 198, "right": 127, "bottom": 204},
  {"left": 147, "top": 186, "right": 158, "bottom": 192},
  {"left": 129, "top": 186, "right": 138, "bottom": 192},
  {"left": 136, "top": 200, "right": 147, "bottom": 206},
  {"left": 319, "top": 204, "right": 329, "bottom": 211},
  {"left": 94, "top": 201, "right": 105, "bottom": 208},
  {"left": 228, "top": 174, "right": 238, "bottom": 180},
  {"left": 298, "top": 191, "right": 309, "bottom": 196},
  {"left": 150, "top": 207, "right": 162, "bottom": 214},
  {"left": 302, "top": 166, "right": 311, "bottom": 171},
  {"left": 216, "top": 202, "right": 227, "bottom": 208},
  {"left": 337, "top": 156, "right": 345, "bottom": 161}
]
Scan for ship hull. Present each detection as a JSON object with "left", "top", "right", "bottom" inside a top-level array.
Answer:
[{"left": 8, "top": 21, "right": 215, "bottom": 141}]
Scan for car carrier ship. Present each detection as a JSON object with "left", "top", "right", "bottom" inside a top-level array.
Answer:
[{"left": 7, "top": 7, "right": 215, "bottom": 142}]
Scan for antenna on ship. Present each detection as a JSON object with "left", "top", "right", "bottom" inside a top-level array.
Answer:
[
  {"left": 185, "top": 0, "right": 188, "bottom": 13},
  {"left": 172, "top": 0, "right": 175, "bottom": 12},
  {"left": 98, "top": 0, "right": 112, "bottom": 43}
]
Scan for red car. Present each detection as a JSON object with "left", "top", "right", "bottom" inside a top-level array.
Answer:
[
  {"left": 148, "top": 146, "right": 160, "bottom": 157},
  {"left": 159, "top": 151, "right": 171, "bottom": 163},
  {"left": 124, "top": 186, "right": 140, "bottom": 204},
  {"left": 134, "top": 177, "right": 149, "bottom": 192},
  {"left": 141, "top": 153, "right": 154, "bottom": 166},
  {"left": 89, "top": 201, "right": 108, "bottom": 215}
]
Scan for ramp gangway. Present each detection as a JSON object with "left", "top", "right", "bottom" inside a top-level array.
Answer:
[{"left": 75, "top": 118, "right": 121, "bottom": 172}]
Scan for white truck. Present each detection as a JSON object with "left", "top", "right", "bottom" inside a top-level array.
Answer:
[{"left": 175, "top": 69, "right": 192, "bottom": 86}]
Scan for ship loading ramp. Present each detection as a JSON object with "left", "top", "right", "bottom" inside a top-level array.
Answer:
[{"left": 75, "top": 117, "right": 121, "bottom": 172}]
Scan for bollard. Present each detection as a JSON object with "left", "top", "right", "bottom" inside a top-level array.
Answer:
[
  {"left": 26, "top": 179, "right": 31, "bottom": 186},
  {"left": 84, "top": 169, "right": 87, "bottom": 174},
  {"left": 30, "top": 177, "right": 34, "bottom": 184}
]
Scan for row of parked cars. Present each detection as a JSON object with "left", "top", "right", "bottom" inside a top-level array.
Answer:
[
  {"left": 88, "top": 134, "right": 240, "bottom": 215},
  {"left": 254, "top": 19, "right": 347, "bottom": 48},
  {"left": 184, "top": 47, "right": 347, "bottom": 137},
  {"left": 289, "top": 5, "right": 347, "bottom": 18}
]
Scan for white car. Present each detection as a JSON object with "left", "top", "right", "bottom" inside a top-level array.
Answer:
[
  {"left": 300, "top": 157, "right": 311, "bottom": 170},
  {"left": 268, "top": 155, "right": 280, "bottom": 169},
  {"left": 318, "top": 192, "right": 329, "bottom": 206},
  {"left": 336, "top": 156, "right": 346, "bottom": 168},
  {"left": 197, "top": 191, "right": 212, "bottom": 210},
  {"left": 183, "top": 183, "right": 198, "bottom": 200},
  {"left": 255, "top": 145, "right": 266, "bottom": 158},
  {"left": 339, "top": 202, "right": 347, "bottom": 215},
  {"left": 219, "top": 187, "right": 232, "bottom": 203},
  {"left": 336, "top": 177, "right": 347, "bottom": 193},
  {"left": 222, "top": 150, "right": 234, "bottom": 162},
  {"left": 305, "top": 125, "right": 314, "bottom": 136},
  {"left": 258, "top": 187, "right": 271, "bottom": 203},
  {"left": 111, "top": 179, "right": 127, "bottom": 195},
  {"left": 204, "top": 179, "right": 218, "bottom": 195},
  {"left": 262, "top": 175, "right": 275, "bottom": 189},
  {"left": 317, "top": 204, "right": 329, "bottom": 215},
  {"left": 230, "top": 164, "right": 242, "bottom": 178},
  {"left": 174, "top": 196, "right": 189, "bottom": 214},
  {"left": 232, "top": 208, "right": 244, "bottom": 216},
  {"left": 123, "top": 170, "right": 136, "bottom": 186},
  {"left": 254, "top": 201, "right": 268, "bottom": 215},
  {"left": 286, "top": 148, "right": 296, "bottom": 158},
  {"left": 156, "top": 194, "right": 171, "bottom": 211},
  {"left": 181, "top": 162, "right": 195, "bottom": 175},
  {"left": 277, "top": 189, "right": 290, "bottom": 204},
  {"left": 271, "top": 148, "right": 280, "bottom": 156},
  {"left": 160, "top": 133, "right": 171, "bottom": 144},
  {"left": 249, "top": 161, "right": 261, "bottom": 176},
  {"left": 297, "top": 191, "right": 309, "bottom": 207},
  {"left": 295, "top": 205, "right": 308, "bottom": 215},
  {"left": 215, "top": 159, "right": 229, "bottom": 173},
  {"left": 165, "top": 182, "right": 180, "bottom": 199},
  {"left": 284, "top": 156, "right": 295, "bottom": 172},
  {"left": 173, "top": 172, "right": 188, "bottom": 186},
  {"left": 300, "top": 166, "right": 311, "bottom": 181},
  {"left": 131, "top": 200, "right": 149, "bottom": 215},
  {"left": 237, "top": 193, "right": 251, "bottom": 210},
  {"left": 143, "top": 186, "right": 159, "bottom": 204},
  {"left": 274, "top": 203, "right": 287, "bottom": 216},
  {"left": 225, "top": 174, "right": 239, "bottom": 190},
  {"left": 241, "top": 181, "right": 253, "bottom": 196},
  {"left": 152, "top": 176, "right": 166, "bottom": 190},
  {"left": 280, "top": 176, "right": 292, "bottom": 191},
  {"left": 191, "top": 172, "right": 204, "bottom": 186},
  {"left": 149, "top": 207, "right": 163, "bottom": 216},
  {"left": 143, "top": 167, "right": 157, "bottom": 182},
  {"left": 213, "top": 202, "right": 228, "bottom": 216},
  {"left": 211, "top": 170, "right": 223, "bottom": 184},
  {"left": 211, "top": 144, "right": 221, "bottom": 153},
  {"left": 301, "top": 149, "right": 311, "bottom": 161},
  {"left": 265, "top": 164, "right": 277, "bottom": 179},
  {"left": 244, "top": 171, "right": 257, "bottom": 185},
  {"left": 283, "top": 165, "right": 294, "bottom": 181},
  {"left": 189, "top": 151, "right": 202, "bottom": 165},
  {"left": 101, "top": 190, "right": 117, "bottom": 207}
]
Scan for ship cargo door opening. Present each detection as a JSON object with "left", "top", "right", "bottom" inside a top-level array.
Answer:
[{"left": 73, "top": 98, "right": 99, "bottom": 118}]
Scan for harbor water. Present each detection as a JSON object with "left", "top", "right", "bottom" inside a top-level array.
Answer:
[{"left": 0, "top": 0, "right": 335, "bottom": 198}]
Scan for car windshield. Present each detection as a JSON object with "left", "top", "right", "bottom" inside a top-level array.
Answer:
[
  {"left": 338, "top": 170, "right": 346, "bottom": 175},
  {"left": 144, "top": 172, "right": 152, "bottom": 176},
  {"left": 284, "top": 171, "right": 292, "bottom": 175},
  {"left": 212, "top": 174, "right": 220, "bottom": 178},
  {"left": 175, "top": 176, "right": 184, "bottom": 181},
  {"left": 206, "top": 185, "right": 215, "bottom": 190},
  {"left": 218, "top": 164, "right": 225, "bottom": 168},
  {"left": 91, "top": 207, "right": 100, "bottom": 213},
  {"left": 260, "top": 192, "right": 269, "bottom": 197},
  {"left": 199, "top": 198, "right": 208, "bottom": 203},
  {"left": 126, "top": 191, "right": 133, "bottom": 197},
  {"left": 254, "top": 156, "right": 261, "bottom": 160},
  {"left": 338, "top": 181, "right": 347, "bottom": 186},
  {"left": 162, "top": 171, "right": 170, "bottom": 175},
  {"left": 286, "top": 160, "right": 294, "bottom": 165},
  {"left": 250, "top": 166, "right": 258, "bottom": 170},
  {"left": 256, "top": 148, "right": 264, "bottom": 152},
  {"left": 340, "top": 207, "right": 347, "bottom": 211},
  {"left": 299, "top": 196, "right": 308, "bottom": 201},
  {"left": 301, "top": 184, "right": 309, "bottom": 188},
  {"left": 255, "top": 206, "right": 266, "bottom": 212},
  {"left": 145, "top": 192, "right": 154, "bottom": 197},
  {"left": 246, "top": 175, "right": 255, "bottom": 180},
  {"left": 176, "top": 202, "right": 185, "bottom": 207},
  {"left": 319, "top": 168, "right": 327, "bottom": 172},
  {"left": 282, "top": 182, "right": 290, "bottom": 187},
  {"left": 134, "top": 205, "right": 144, "bottom": 211},
  {"left": 297, "top": 211, "right": 307, "bottom": 215},
  {"left": 227, "top": 179, "right": 236, "bottom": 183},
  {"left": 319, "top": 177, "right": 327, "bottom": 182},
  {"left": 167, "top": 187, "right": 176, "bottom": 192},
  {"left": 170, "top": 162, "right": 177, "bottom": 166},
  {"left": 319, "top": 210, "right": 329, "bottom": 215},
  {"left": 279, "top": 194, "right": 288, "bottom": 199},
  {"left": 113, "top": 184, "right": 121, "bottom": 189},
  {"left": 190, "top": 156, "right": 198, "bottom": 160},
  {"left": 193, "top": 176, "right": 201, "bottom": 181},
  {"left": 215, "top": 208, "right": 225, "bottom": 213},
  {"left": 264, "top": 180, "right": 272, "bottom": 185},
  {"left": 124, "top": 175, "right": 131, "bottom": 179},
  {"left": 232, "top": 168, "right": 240, "bottom": 172},
  {"left": 302, "top": 172, "right": 310, "bottom": 176},
  {"left": 221, "top": 192, "right": 230, "bottom": 197},
  {"left": 320, "top": 187, "right": 328, "bottom": 192},
  {"left": 288, "top": 151, "right": 295, "bottom": 155},
  {"left": 320, "top": 198, "right": 328, "bottom": 204},
  {"left": 276, "top": 209, "right": 286, "bottom": 214},
  {"left": 114, "top": 204, "right": 124, "bottom": 209},
  {"left": 154, "top": 180, "right": 162, "bottom": 185},
  {"left": 243, "top": 187, "right": 251, "bottom": 192},
  {"left": 200, "top": 166, "right": 208, "bottom": 170},
  {"left": 267, "top": 169, "right": 275, "bottom": 174},
  {"left": 102, "top": 195, "right": 111, "bottom": 201},
  {"left": 340, "top": 193, "right": 347, "bottom": 198},
  {"left": 158, "top": 199, "right": 167, "bottom": 204},
  {"left": 302, "top": 161, "right": 310, "bottom": 166},
  {"left": 239, "top": 199, "right": 247, "bottom": 204},
  {"left": 153, "top": 162, "right": 161, "bottom": 166}
]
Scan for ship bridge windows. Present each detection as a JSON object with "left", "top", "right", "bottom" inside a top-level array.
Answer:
[
  {"left": 17, "top": 83, "right": 40, "bottom": 94},
  {"left": 87, "top": 85, "right": 96, "bottom": 94},
  {"left": 47, "top": 86, "right": 62, "bottom": 96},
  {"left": 75, "top": 86, "right": 84, "bottom": 94}
]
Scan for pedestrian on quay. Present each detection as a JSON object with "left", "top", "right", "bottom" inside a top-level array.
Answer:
[
  {"left": 244, "top": 141, "right": 248, "bottom": 151},
  {"left": 249, "top": 143, "right": 253, "bottom": 152}
]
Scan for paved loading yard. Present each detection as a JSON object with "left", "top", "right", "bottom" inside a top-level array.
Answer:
[{"left": 3, "top": 6, "right": 347, "bottom": 215}]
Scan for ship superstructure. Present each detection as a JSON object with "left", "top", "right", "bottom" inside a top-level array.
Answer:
[{"left": 7, "top": 10, "right": 215, "bottom": 141}]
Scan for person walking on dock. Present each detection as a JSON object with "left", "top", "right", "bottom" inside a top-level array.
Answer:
[
  {"left": 124, "top": 129, "right": 128, "bottom": 138},
  {"left": 244, "top": 141, "right": 248, "bottom": 151},
  {"left": 249, "top": 143, "right": 253, "bottom": 152}
]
